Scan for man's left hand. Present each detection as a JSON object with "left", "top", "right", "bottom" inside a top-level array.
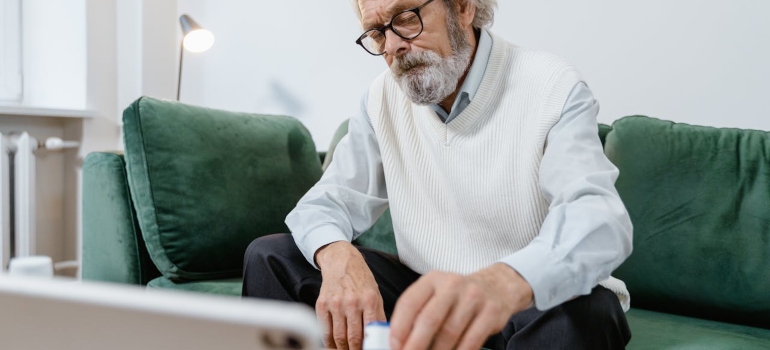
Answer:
[{"left": 389, "top": 263, "right": 533, "bottom": 350}]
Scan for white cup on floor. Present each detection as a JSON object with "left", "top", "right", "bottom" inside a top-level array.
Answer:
[{"left": 8, "top": 256, "right": 54, "bottom": 278}]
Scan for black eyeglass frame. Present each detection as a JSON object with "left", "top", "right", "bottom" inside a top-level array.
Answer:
[{"left": 355, "top": 0, "right": 436, "bottom": 56}]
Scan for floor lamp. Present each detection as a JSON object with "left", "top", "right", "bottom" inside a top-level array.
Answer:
[{"left": 178, "top": 14, "right": 215, "bottom": 101}]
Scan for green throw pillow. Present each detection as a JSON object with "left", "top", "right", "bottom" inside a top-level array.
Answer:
[{"left": 122, "top": 97, "right": 323, "bottom": 282}]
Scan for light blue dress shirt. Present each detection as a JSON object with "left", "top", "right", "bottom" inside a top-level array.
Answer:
[{"left": 286, "top": 30, "right": 632, "bottom": 310}]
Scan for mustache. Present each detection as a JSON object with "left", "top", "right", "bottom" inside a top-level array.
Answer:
[{"left": 391, "top": 51, "right": 435, "bottom": 76}]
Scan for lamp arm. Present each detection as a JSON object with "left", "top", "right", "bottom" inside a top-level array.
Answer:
[{"left": 177, "top": 41, "right": 184, "bottom": 101}]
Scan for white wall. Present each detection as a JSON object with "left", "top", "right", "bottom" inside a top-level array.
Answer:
[
  {"left": 178, "top": 0, "right": 769, "bottom": 149},
  {"left": 0, "top": 0, "right": 23, "bottom": 101},
  {"left": 21, "top": 0, "right": 87, "bottom": 109},
  {"left": 177, "top": 0, "right": 383, "bottom": 149},
  {"left": 141, "top": 1, "right": 178, "bottom": 102},
  {"left": 494, "top": 0, "right": 770, "bottom": 130}
]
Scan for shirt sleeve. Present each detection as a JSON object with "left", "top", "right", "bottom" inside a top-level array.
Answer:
[
  {"left": 286, "top": 91, "right": 389, "bottom": 269},
  {"left": 499, "top": 82, "right": 633, "bottom": 310}
]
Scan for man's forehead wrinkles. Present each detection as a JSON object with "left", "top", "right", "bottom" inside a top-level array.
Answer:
[
  {"left": 362, "top": 0, "right": 420, "bottom": 29},
  {"left": 385, "top": 1, "right": 414, "bottom": 17},
  {"left": 359, "top": 0, "right": 385, "bottom": 29}
]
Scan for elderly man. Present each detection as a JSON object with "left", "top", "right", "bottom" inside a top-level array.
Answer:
[{"left": 243, "top": 0, "right": 633, "bottom": 349}]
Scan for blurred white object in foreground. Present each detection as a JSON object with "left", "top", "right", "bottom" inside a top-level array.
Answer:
[{"left": 0, "top": 276, "right": 320, "bottom": 350}]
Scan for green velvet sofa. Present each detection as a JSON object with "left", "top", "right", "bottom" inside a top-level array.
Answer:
[{"left": 83, "top": 97, "right": 770, "bottom": 349}]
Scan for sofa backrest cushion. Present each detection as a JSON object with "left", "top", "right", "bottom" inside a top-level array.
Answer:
[
  {"left": 122, "top": 97, "right": 323, "bottom": 282},
  {"left": 598, "top": 123, "right": 612, "bottom": 146},
  {"left": 607, "top": 116, "right": 770, "bottom": 329},
  {"left": 322, "top": 119, "right": 349, "bottom": 171}
]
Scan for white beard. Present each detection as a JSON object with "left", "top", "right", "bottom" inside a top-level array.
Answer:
[{"left": 390, "top": 44, "right": 472, "bottom": 105}]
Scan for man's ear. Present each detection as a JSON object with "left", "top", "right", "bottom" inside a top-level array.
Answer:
[{"left": 455, "top": 0, "right": 477, "bottom": 28}]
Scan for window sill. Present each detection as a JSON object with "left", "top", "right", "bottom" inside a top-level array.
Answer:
[{"left": 0, "top": 105, "right": 97, "bottom": 119}]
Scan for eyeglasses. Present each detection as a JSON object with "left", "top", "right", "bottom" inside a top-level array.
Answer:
[{"left": 355, "top": 0, "right": 436, "bottom": 56}]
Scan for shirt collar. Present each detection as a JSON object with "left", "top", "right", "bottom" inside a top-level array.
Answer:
[{"left": 430, "top": 29, "right": 493, "bottom": 123}]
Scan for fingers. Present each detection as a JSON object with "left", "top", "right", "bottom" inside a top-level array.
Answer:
[
  {"left": 353, "top": 290, "right": 386, "bottom": 349},
  {"left": 346, "top": 306, "right": 364, "bottom": 350},
  {"left": 332, "top": 307, "right": 349, "bottom": 350},
  {"left": 390, "top": 273, "right": 454, "bottom": 350},
  {"left": 316, "top": 304, "right": 334, "bottom": 349},
  {"left": 317, "top": 298, "right": 351, "bottom": 350},
  {"left": 455, "top": 306, "right": 499, "bottom": 350},
  {"left": 319, "top": 293, "right": 383, "bottom": 350},
  {"left": 361, "top": 290, "right": 387, "bottom": 325},
  {"left": 401, "top": 285, "right": 456, "bottom": 350},
  {"left": 316, "top": 244, "right": 386, "bottom": 349},
  {"left": 389, "top": 276, "right": 437, "bottom": 350},
  {"left": 429, "top": 286, "right": 483, "bottom": 350},
  {"left": 392, "top": 273, "right": 504, "bottom": 350}
]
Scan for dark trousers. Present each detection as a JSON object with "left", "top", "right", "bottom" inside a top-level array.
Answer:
[{"left": 243, "top": 234, "right": 631, "bottom": 349}]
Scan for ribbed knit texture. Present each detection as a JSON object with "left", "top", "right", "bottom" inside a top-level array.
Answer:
[{"left": 367, "top": 34, "right": 581, "bottom": 275}]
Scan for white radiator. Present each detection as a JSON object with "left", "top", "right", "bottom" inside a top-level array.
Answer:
[
  {"left": 0, "top": 132, "right": 78, "bottom": 271},
  {"left": 11, "top": 132, "right": 37, "bottom": 258},
  {"left": 0, "top": 133, "right": 10, "bottom": 269}
]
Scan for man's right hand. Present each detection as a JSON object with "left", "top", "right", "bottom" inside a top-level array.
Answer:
[{"left": 315, "top": 241, "right": 386, "bottom": 350}]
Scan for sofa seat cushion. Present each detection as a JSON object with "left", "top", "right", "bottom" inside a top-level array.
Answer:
[
  {"left": 626, "top": 308, "right": 770, "bottom": 349},
  {"left": 147, "top": 277, "right": 242, "bottom": 297},
  {"left": 122, "top": 97, "right": 323, "bottom": 282}
]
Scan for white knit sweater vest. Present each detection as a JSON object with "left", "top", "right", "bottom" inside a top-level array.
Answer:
[
  {"left": 366, "top": 34, "right": 580, "bottom": 274},
  {"left": 366, "top": 34, "right": 631, "bottom": 310}
]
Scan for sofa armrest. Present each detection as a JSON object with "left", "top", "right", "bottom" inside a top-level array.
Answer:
[{"left": 82, "top": 152, "right": 160, "bottom": 285}]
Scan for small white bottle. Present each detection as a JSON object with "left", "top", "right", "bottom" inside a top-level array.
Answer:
[{"left": 363, "top": 321, "right": 391, "bottom": 350}]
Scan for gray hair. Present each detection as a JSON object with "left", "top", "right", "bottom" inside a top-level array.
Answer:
[
  {"left": 349, "top": 0, "right": 497, "bottom": 29},
  {"left": 467, "top": 0, "right": 497, "bottom": 28}
]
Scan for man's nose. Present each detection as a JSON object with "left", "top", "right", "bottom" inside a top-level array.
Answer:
[{"left": 384, "top": 29, "right": 409, "bottom": 58}]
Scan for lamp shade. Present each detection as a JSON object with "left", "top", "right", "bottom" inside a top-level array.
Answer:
[{"left": 179, "top": 14, "right": 214, "bottom": 53}]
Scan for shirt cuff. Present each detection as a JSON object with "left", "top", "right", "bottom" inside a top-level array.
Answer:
[
  {"left": 293, "top": 224, "right": 350, "bottom": 270},
  {"left": 499, "top": 239, "right": 575, "bottom": 311}
]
